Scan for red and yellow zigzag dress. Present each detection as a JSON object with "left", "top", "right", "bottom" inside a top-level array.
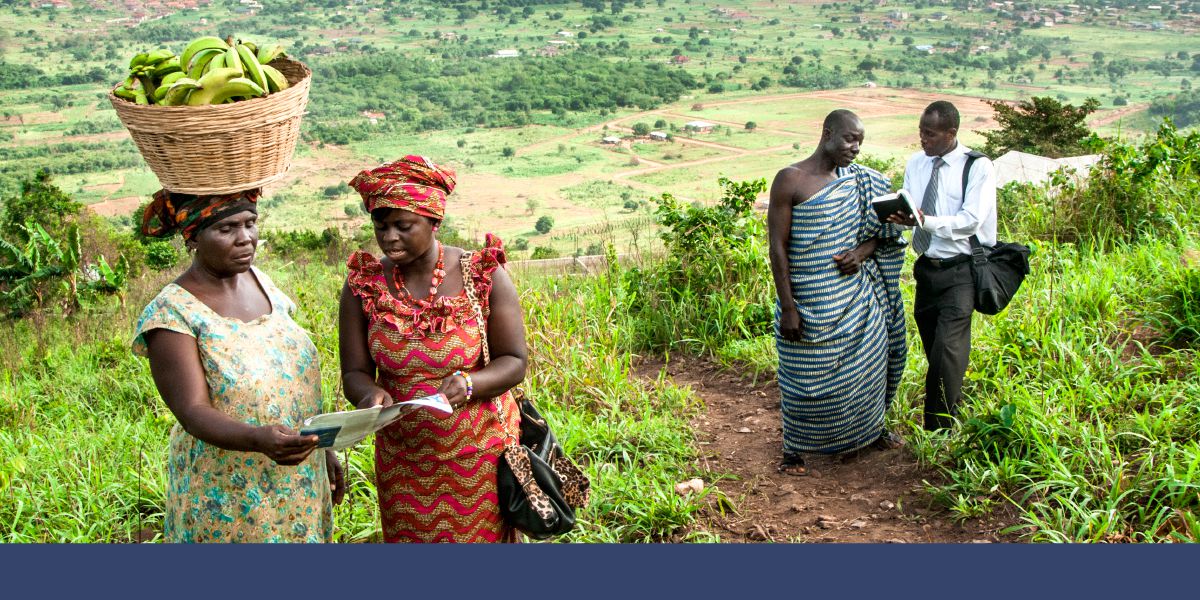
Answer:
[{"left": 346, "top": 235, "right": 519, "bottom": 542}]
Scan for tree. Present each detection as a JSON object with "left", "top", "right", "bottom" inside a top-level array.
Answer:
[
  {"left": 535, "top": 215, "right": 554, "bottom": 234},
  {"left": 632, "top": 122, "right": 651, "bottom": 136},
  {"left": 502, "top": 146, "right": 515, "bottom": 158},
  {"left": 525, "top": 197, "right": 541, "bottom": 215},
  {"left": 745, "top": 121, "right": 757, "bottom": 131},
  {"left": 1, "top": 170, "right": 81, "bottom": 242},
  {"left": 980, "top": 96, "right": 1101, "bottom": 158}
]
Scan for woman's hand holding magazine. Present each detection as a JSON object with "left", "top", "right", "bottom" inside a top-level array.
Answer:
[{"left": 300, "top": 394, "right": 453, "bottom": 451}]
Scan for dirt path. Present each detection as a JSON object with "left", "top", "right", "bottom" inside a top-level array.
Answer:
[
  {"left": 638, "top": 357, "right": 1019, "bottom": 543},
  {"left": 1090, "top": 103, "right": 1150, "bottom": 128}
]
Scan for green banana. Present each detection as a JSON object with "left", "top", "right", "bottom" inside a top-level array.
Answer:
[
  {"left": 136, "top": 74, "right": 157, "bottom": 104},
  {"left": 161, "top": 78, "right": 201, "bottom": 106},
  {"left": 259, "top": 64, "right": 290, "bottom": 93},
  {"left": 113, "top": 84, "right": 136, "bottom": 101},
  {"left": 241, "top": 41, "right": 258, "bottom": 54},
  {"left": 159, "top": 71, "right": 187, "bottom": 88},
  {"left": 143, "top": 48, "right": 175, "bottom": 67},
  {"left": 206, "top": 51, "right": 227, "bottom": 74},
  {"left": 236, "top": 44, "right": 267, "bottom": 93},
  {"left": 134, "top": 89, "right": 149, "bottom": 105},
  {"left": 187, "top": 49, "right": 220, "bottom": 78},
  {"left": 186, "top": 47, "right": 223, "bottom": 78},
  {"left": 256, "top": 44, "right": 286, "bottom": 64},
  {"left": 186, "top": 77, "right": 264, "bottom": 106},
  {"left": 179, "top": 36, "right": 228, "bottom": 75},
  {"left": 129, "top": 52, "right": 149, "bottom": 70},
  {"left": 185, "top": 68, "right": 249, "bottom": 105},
  {"left": 223, "top": 45, "right": 243, "bottom": 76},
  {"left": 151, "top": 57, "right": 181, "bottom": 79},
  {"left": 152, "top": 84, "right": 170, "bottom": 103}
]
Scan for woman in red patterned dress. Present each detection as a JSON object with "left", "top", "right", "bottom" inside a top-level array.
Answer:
[{"left": 338, "top": 155, "right": 527, "bottom": 543}]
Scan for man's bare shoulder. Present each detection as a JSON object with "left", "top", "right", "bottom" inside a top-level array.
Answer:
[
  {"left": 772, "top": 161, "right": 816, "bottom": 186},
  {"left": 769, "top": 164, "right": 805, "bottom": 204}
]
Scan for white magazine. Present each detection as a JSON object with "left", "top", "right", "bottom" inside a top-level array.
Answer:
[{"left": 300, "top": 394, "right": 453, "bottom": 451}]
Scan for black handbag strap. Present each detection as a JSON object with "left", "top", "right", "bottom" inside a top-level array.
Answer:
[{"left": 961, "top": 150, "right": 989, "bottom": 265}]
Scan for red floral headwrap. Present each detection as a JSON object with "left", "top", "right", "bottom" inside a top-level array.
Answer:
[
  {"left": 347, "top": 155, "right": 456, "bottom": 220},
  {"left": 140, "top": 188, "right": 261, "bottom": 241}
]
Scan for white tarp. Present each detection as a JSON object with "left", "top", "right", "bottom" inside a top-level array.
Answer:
[{"left": 992, "top": 150, "right": 1101, "bottom": 188}]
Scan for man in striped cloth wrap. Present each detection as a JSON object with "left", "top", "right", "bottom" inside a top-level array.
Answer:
[{"left": 766, "top": 110, "right": 908, "bottom": 476}]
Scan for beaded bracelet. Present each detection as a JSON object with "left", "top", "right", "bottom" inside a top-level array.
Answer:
[{"left": 453, "top": 370, "right": 473, "bottom": 402}]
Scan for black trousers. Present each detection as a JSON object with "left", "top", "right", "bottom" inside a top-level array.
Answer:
[{"left": 913, "top": 255, "right": 975, "bottom": 431}]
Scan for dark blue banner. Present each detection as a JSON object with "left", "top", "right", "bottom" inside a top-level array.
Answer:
[{"left": 0, "top": 544, "right": 1192, "bottom": 598}]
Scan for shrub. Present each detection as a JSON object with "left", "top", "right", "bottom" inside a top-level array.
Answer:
[
  {"left": 143, "top": 241, "right": 180, "bottom": 271},
  {"left": 1073, "top": 120, "right": 1199, "bottom": 246},
  {"left": 530, "top": 246, "right": 559, "bottom": 259},
  {"left": 623, "top": 177, "right": 773, "bottom": 351},
  {"left": 535, "top": 215, "right": 554, "bottom": 234}
]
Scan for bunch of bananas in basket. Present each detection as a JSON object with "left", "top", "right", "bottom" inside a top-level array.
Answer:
[{"left": 113, "top": 36, "right": 290, "bottom": 106}]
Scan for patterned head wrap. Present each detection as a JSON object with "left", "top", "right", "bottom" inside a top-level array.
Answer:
[
  {"left": 347, "top": 155, "right": 456, "bottom": 220},
  {"left": 140, "top": 188, "right": 260, "bottom": 241}
]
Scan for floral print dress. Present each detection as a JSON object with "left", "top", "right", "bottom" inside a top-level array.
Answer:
[{"left": 132, "top": 267, "right": 332, "bottom": 543}]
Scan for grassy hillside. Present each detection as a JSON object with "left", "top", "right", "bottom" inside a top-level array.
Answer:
[
  {"left": 2, "top": 0, "right": 1196, "bottom": 258},
  {"left": 2, "top": 122, "right": 1198, "bottom": 542}
]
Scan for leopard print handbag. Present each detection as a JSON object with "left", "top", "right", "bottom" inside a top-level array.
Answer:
[{"left": 460, "top": 253, "right": 591, "bottom": 539}]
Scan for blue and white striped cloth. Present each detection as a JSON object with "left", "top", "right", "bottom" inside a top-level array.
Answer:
[{"left": 775, "top": 164, "right": 907, "bottom": 454}]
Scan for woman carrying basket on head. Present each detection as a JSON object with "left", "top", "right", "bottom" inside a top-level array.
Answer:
[
  {"left": 338, "top": 155, "right": 528, "bottom": 543},
  {"left": 132, "top": 188, "right": 345, "bottom": 543}
]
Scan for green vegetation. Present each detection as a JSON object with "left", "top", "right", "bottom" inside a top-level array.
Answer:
[
  {"left": 1149, "top": 94, "right": 1200, "bottom": 129},
  {"left": 980, "top": 96, "right": 1101, "bottom": 158},
  {"left": 3, "top": 122, "right": 1200, "bottom": 542},
  {"left": 307, "top": 53, "right": 698, "bottom": 140},
  {"left": 2, "top": 0, "right": 1200, "bottom": 544}
]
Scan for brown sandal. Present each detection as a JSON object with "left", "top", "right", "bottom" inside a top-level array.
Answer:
[{"left": 777, "top": 453, "right": 808, "bottom": 476}]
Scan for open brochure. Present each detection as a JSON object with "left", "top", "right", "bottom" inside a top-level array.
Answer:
[
  {"left": 871, "top": 188, "right": 920, "bottom": 224},
  {"left": 300, "top": 394, "right": 453, "bottom": 451}
]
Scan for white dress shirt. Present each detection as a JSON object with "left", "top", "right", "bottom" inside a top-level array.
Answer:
[{"left": 902, "top": 143, "right": 997, "bottom": 259}]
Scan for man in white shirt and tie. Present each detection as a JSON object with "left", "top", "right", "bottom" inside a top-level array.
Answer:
[{"left": 889, "top": 101, "right": 997, "bottom": 430}]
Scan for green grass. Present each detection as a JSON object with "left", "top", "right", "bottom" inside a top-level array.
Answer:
[{"left": 0, "top": 246, "right": 714, "bottom": 542}]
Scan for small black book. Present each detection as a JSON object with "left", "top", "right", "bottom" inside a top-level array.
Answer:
[{"left": 871, "top": 189, "right": 918, "bottom": 222}]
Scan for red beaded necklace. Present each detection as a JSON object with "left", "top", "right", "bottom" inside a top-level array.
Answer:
[{"left": 393, "top": 241, "right": 445, "bottom": 306}]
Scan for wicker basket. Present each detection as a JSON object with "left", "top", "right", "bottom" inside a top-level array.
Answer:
[{"left": 109, "top": 57, "right": 311, "bottom": 195}]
